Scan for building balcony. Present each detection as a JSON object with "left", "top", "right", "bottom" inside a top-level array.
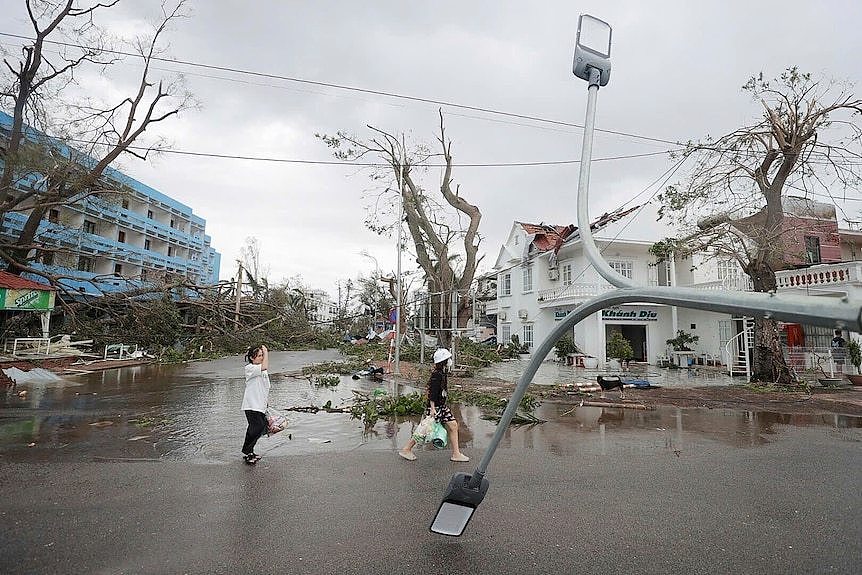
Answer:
[
  {"left": 775, "top": 261, "right": 862, "bottom": 292},
  {"left": 686, "top": 276, "right": 754, "bottom": 292},
  {"left": 537, "top": 283, "right": 615, "bottom": 305}
]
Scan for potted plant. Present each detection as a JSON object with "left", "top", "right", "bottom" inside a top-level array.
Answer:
[
  {"left": 606, "top": 331, "right": 634, "bottom": 372},
  {"left": 666, "top": 330, "right": 700, "bottom": 367},
  {"left": 666, "top": 330, "right": 699, "bottom": 351},
  {"left": 815, "top": 351, "right": 845, "bottom": 387},
  {"left": 847, "top": 340, "right": 862, "bottom": 385},
  {"left": 554, "top": 334, "right": 580, "bottom": 365}
]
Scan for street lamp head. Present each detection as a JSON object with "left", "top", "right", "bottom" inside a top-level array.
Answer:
[
  {"left": 573, "top": 14, "right": 612, "bottom": 86},
  {"left": 430, "top": 471, "right": 489, "bottom": 536}
]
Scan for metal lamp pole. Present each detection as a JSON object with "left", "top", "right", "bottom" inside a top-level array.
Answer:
[
  {"left": 394, "top": 137, "right": 405, "bottom": 376},
  {"left": 430, "top": 13, "right": 862, "bottom": 537}
]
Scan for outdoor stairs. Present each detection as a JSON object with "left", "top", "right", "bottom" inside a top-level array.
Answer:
[{"left": 727, "top": 318, "right": 755, "bottom": 381}]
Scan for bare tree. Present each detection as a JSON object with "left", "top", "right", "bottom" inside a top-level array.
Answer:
[
  {"left": 240, "top": 236, "right": 270, "bottom": 300},
  {"left": 318, "top": 111, "right": 483, "bottom": 346},
  {"left": 656, "top": 67, "right": 862, "bottom": 382},
  {"left": 0, "top": 0, "right": 193, "bottom": 278}
]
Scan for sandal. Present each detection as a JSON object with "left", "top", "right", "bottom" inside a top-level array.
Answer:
[
  {"left": 243, "top": 453, "right": 261, "bottom": 465},
  {"left": 450, "top": 453, "right": 470, "bottom": 462}
]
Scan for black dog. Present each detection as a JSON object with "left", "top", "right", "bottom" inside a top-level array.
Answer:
[{"left": 596, "top": 375, "right": 625, "bottom": 399}]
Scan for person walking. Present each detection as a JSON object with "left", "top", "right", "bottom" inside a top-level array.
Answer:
[
  {"left": 399, "top": 348, "right": 470, "bottom": 463},
  {"left": 241, "top": 344, "right": 270, "bottom": 465},
  {"left": 831, "top": 329, "right": 847, "bottom": 371}
]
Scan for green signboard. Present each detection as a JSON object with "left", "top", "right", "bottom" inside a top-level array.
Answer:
[{"left": 0, "top": 288, "right": 55, "bottom": 311}]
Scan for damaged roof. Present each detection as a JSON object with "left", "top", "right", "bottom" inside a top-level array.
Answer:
[
  {"left": 0, "top": 271, "right": 55, "bottom": 291},
  {"left": 516, "top": 205, "right": 642, "bottom": 254}
]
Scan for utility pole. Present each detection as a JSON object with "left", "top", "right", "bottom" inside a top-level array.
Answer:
[{"left": 234, "top": 260, "right": 243, "bottom": 325}]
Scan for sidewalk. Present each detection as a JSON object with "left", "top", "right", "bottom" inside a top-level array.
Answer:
[{"left": 476, "top": 358, "right": 738, "bottom": 387}]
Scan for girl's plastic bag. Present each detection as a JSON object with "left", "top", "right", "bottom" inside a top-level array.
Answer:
[
  {"left": 266, "top": 408, "right": 288, "bottom": 436},
  {"left": 430, "top": 421, "right": 448, "bottom": 449},
  {"left": 412, "top": 415, "right": 435, "bottom": 443}
]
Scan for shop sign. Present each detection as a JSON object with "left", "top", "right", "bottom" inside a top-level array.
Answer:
[
  {"left": 601, "top": 308, "right": 658, "bottom": 321},
  {"left": 554, "top": 310, "right": 570, "bottom": 321},
  {"left": 0, "top": 288, "right": 55, "bottom": 311}
]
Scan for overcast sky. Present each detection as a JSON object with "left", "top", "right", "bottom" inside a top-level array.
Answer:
[{"left": 2, "top": 0, "right": 860, "bottom": 296}]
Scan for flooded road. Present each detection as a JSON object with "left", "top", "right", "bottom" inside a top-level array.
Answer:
[{"left": 1, "top": 350, "right": 860, "bottom": 463}]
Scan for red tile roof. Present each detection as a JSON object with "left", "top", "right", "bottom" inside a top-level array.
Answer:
[
  {"left": 0, "top": 271, "right": 55, "bottom": 291},
  {"left": 517, "top": 205, "right": 641, "bottom": 254}
]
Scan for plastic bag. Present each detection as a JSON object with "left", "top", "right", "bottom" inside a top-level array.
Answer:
[
  {"left": 266, "top": 408, "right": 288, "bottom": 436},
  {"left": 412, "top": 415, "right": 435, "bottom": 443},
  {"left": 429, "top": 421, "right": 448, "bottom": 449}
]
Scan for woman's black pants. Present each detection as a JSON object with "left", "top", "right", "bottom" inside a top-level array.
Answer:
[{"left": 242, "top": 410, "right": 268, "bottom": 455}]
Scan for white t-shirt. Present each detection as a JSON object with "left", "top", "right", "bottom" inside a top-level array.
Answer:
[{"left": 242, "top": 363, "right": 271, "bottom": 413}]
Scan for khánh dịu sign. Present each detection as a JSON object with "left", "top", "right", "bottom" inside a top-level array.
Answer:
[
  {"left": 0, "top": 288, "right": 55, "bottom": 311},
  {"left": 601, "top": 308, "right": 658, "bottom": 321}
]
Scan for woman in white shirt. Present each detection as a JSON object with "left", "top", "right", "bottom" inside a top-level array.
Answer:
[{"left": 241, "top": 344, "right": 270, "bottom": 464}]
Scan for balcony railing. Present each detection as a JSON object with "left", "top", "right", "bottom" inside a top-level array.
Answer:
[
  {"left": 775, "top": 261, "right": 862, "bottom": 290},
  {"left": 537, "top": 283, "right": 615, "bottom": 302}
]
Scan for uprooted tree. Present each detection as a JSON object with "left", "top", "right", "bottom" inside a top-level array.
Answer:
[
  {"left": 317, "top": 111, "right": 483, "bottom": 347},
  {"left": 655, "top": 67, "right": 862, "bottom": 383}
]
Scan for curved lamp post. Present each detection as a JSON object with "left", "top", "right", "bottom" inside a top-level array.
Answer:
[{"left": 430, "top": 14, "right": 862, "bottom": 536}]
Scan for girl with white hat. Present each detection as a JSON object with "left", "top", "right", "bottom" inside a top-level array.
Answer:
[{"left": 398, "top": 348, "right": 470, "bottom": 462}]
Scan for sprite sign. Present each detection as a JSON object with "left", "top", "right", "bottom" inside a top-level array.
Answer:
[{"left": 0, "top": 288, "right": 55, "bottom": 311}]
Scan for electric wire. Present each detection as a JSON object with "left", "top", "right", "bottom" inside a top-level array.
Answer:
[{"left": 0, "top": 32, "right": 680, "bottom": 146}]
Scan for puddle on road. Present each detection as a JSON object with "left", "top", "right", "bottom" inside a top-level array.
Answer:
[{"left": 1, "top": 351, "right": 860, "bottom": 462}]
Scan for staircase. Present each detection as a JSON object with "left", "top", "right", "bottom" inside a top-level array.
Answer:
[{"left": 726, "top": 318, "right": 755, "bottom": 381}]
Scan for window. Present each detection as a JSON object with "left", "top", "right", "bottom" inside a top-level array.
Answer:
[
  {"left": 170, "top": 219, "right": 175, "bottom": 229},
  {"left": 514, "top": 235, "right": 519, "bottom": 246},
  {"left": 83, "top": 220, "right": 96, "bottom": 235},
  {"left": 144, "top": 239, "right": 151, "bottom": 250},
  {"left": 523, "top": 325, "right": 534, "bottom": 348},
  {"left": 657, "top": 260, "right": 672, "bottom": 286},
  {"left": 117, "top": 230, "right": 126, "bottom": 243},
  {"left": 501, "top": 324, "right": 511, "bottom": 344},
  {"left": 113, "top": 263, "right": 123, "bottom": 276},
  {"left": 167, "top": 246, "right": 173, "bottom": 257},
  {"left": 804, "top": 236, "right": 821, "bottom": 264},
  {"left": 48, "top": 209, "right": 60, "bottom": 223},
  {"left": 121, "top": 199, "right": 129, "bottom": 209},
  {"left": 37, "top": 250, "right": 54, "bottom": 265},
  {"left": 500, "top": 273, "right": 511, "bottom": 296},
  {"left": 717, "top": 259, "right": 741, "bottom": 285},
  {"left": 522, "top": 265, "right": 533, "bottom": 292},
  {"left": 608, "top": 260, "right": 633, "bottom": 279},
  {"left": 561, "top": 263, "right": 573, "bottom": 286},
  {"left": 147, "top": 210, "right": 154, "bottom": 219},
  {"left": 77, "top": 256, "right": 94, "bottom": 272}
]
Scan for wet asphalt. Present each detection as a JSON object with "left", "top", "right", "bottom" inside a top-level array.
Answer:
[{"left": 0, "top": 350, "right": 860, "bottom": 574}]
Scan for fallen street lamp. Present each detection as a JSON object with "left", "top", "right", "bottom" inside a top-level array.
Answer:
[
  {"left": 429, "top": 472, "right": 489, "bottom": 536},
  {"left": 431, "top": 13, "right": 615, "bottom": 536},
  {"left": 431, "top": 13, "right": 862, "bottom": 537}
]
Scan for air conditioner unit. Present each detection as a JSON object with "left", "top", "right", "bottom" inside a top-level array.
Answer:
[
  {"left": 498, "top": 311, "right": 507, "bottom": 321},
  {"left": 548, "top": 268, "right": 560, "bottom": 280},
  {"left": 518, "top": 309, "right": 529, "bottom": 320}
]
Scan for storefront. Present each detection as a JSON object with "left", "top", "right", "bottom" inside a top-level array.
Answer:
[{"left": 540, "top": 303, "right": 737, "bottom": 365}]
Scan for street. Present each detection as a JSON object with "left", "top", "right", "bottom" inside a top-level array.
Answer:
[{"left": 1, "top": 351, "right": 860, "bottom": 574}]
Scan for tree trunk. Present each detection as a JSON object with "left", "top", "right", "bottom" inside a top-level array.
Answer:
[{"left": 748, "top": 265, "right": 792, "bottom": 383}]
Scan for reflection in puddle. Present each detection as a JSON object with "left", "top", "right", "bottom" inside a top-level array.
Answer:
[{"left": 1, "top": 350, "right": 860, "bottom": 462}]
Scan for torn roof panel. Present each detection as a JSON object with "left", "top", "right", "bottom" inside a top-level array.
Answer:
[{"left": 516, "top": 205, "right": 641, "bottom": 254}]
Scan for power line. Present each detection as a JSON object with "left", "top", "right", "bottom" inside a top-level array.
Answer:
[
  {"left": 3, "top": 36, "right": 858, "bottom": 168},
  {"left": 57, "top": 136, "right": 678, "bottom": 167},
  {"left": 0, "top": 32, "right": 681, "bottom": 147}
]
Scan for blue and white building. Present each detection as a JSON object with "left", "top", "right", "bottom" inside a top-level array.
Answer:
[{"left": 0, "top": 111, "right": 220, "bottom": 295}]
